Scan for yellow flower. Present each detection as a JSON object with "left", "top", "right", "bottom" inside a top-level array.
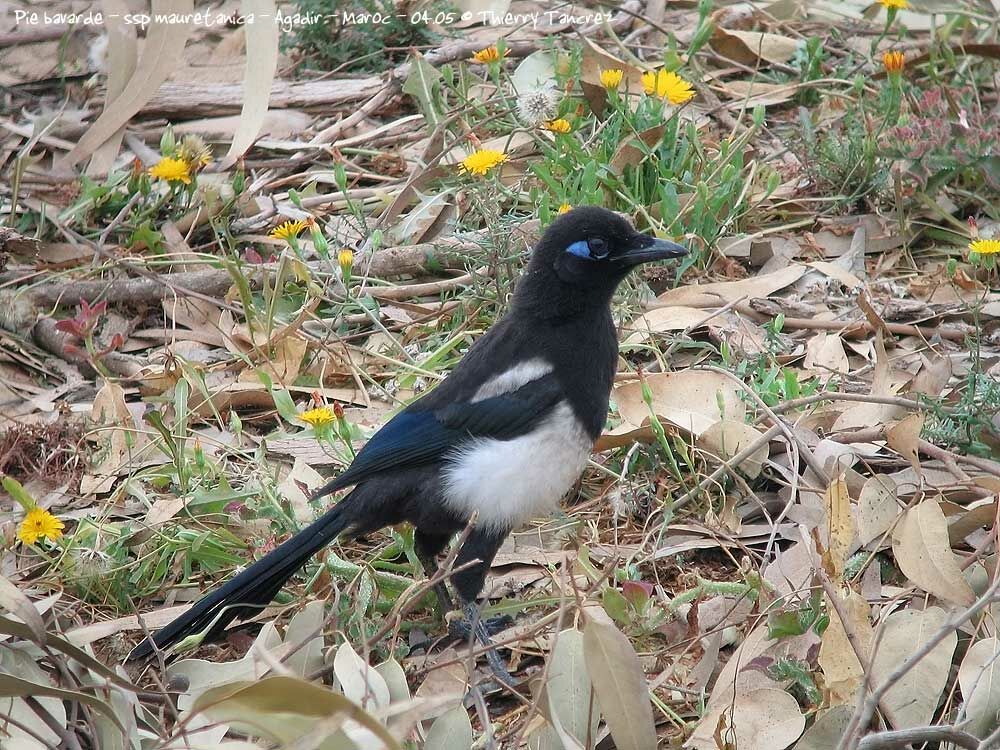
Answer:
[
  {"left": 882, "top": 50, "right": 905, "bottom": 73},
  {"left": 600, "top": 69, "right": 624, "bottom": 90},
  {"left": 270, "top": 220, "right": 308, "bottom": 242},
  {"left": 557, "top": 203, "right": 572, "bottom": 214},
  {"left": 299, "top": 406, "right": 335, "bottom": 428},
  {"left": 149, "top": 156, "right": 192, "bottom": 185},
  {"left": 544, "top": 118, "right": 572, "bottom": 134},
  {"left": 641, "top": 69, "right": 695, "bottom": 105},
  {"left": 18, "top": 508, "right": 65, "bottom": 545},
  {"left": 338, "top": 248, "right": 354, "bottom": 270},
  {"left": 472, "top": 46, "right": 505, "bottom": 64},
  {"left": 459, "top": 149, "right": 507, "bottom": 176},
  {"left": 970, "top": 239, "right": 1000, "bottom": 256},
  {"left": 879, "top": 0, "right": 908, "bottom": 8},
  {"left": 177, "top": 134, "right": 213, "bottom": 168}
]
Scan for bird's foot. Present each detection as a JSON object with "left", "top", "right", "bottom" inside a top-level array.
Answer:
[
  {"left": 452, "top": 603, "right": 516, "bottom": 688},
  {"left": 447, "top": 613, "right": 513, "bottom": 640}
]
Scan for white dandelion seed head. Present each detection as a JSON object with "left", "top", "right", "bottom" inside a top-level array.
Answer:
[{"left": 516, "top": 85, "right": 560, "bottom": 126}]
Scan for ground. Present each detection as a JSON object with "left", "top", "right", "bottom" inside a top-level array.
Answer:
[{"left": 2, "top": 0, "right": 1000, "bottom": 748}]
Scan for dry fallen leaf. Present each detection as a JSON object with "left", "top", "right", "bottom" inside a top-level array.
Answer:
[
  {"left": 614, "top": 370, "right": 745, "bottom": 437},
  {"left": 823, "top": 475, "right": 855, "bottom": 580},
  {"left": 871, "top": 607, "right": 957, "bottom": 729},
  {"left": 892, "top": 498, "right": 975, "bottom": 607},
  {"left": 856, "top": 474, "right": 899, "bottom": 545},
  {"left": 818, "top": 588, "right": 872, "bottom": 706},
  {"left": 698, "top": 419, "right": 769, "bottom": 478}
]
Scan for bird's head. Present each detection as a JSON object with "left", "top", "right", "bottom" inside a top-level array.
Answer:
[{"left": 516, "top": 206, "right": 687, "bottom": 317}]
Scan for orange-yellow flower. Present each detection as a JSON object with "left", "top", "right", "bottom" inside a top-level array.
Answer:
[
  {"left": 970, "top": 239, "right": 1000, "bottom": 256},
  {"left": 472, "top": 46, "right": 505, "bottom": 64},
  {"left": 270, "top": 220, "right": 308, "bottom": 242},
  {"left": 18, "top": 507, "right": 65, "bottom": 545},
  {"left": 299, "top": 406, "right": 335, "bottom": 428},
  {"left": 544, "top": 119, "right": 572, "bottom": 134},
  {"left": 557, "top": 204, "right": 572, "bottom": 214},
  {"left": 641, "top": 69, "right": 695, "bottom": 105},
  {"left": 459, "top": 149, "right": 507, "bottom": 176},
  {"left": 879, "top": 0, "right": 908, "bottom": 9},
  {"left": 882, "top": 50, "right": 905, "bottom": 74},
  {"left": 600, "top": 69, "right": 624, "bottom": 90},
  {"left": 149, "top": 156, "right": 192, "bottom": 185}
]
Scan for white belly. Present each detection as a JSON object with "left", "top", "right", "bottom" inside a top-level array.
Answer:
[{"left": 441, "top": 402, "right": 593, "bottom": 531}]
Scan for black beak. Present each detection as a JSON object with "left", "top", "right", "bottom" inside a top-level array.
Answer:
[{"left": 617, "top": 233, "right": 688, "bottom": 266}]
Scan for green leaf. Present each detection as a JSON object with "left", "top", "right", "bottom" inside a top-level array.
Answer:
[
  {"left": 402, "top": 52, "right": 442, "bottom": 128},
  {"left": 192, "top": 675, "right": 401, "bottom": 749},
  {"left": 1, "top": 475, "right": 36, "bottom": 512},
  {"left": 602, "top": 588, "right": 630, "bottom": 626},
  {"left": 425, "top": 705, "right": 473, "bottom": 750},
  {"left": 582, "top": 610, "right": 657, "bottom": 750}
]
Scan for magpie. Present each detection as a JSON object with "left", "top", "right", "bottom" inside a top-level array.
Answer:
[{"left": 128, "top": 206, "right": 686, "bottom": 676}]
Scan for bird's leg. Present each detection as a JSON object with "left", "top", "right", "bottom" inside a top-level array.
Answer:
[
  {"left": 449, "top": 529, "right": 516, "bottom": 685},
  {"left": 414, "top": 531, "right": 458, "bottom": 620},
  {"left": 462, "top": 600, "right": 515, "bottom": 687}
]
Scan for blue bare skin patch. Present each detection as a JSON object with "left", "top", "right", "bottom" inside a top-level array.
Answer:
[{"left": 566, "top": 240, "right": 592, "bottom": 259}]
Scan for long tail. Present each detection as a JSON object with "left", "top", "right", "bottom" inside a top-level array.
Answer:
[{"left": 127, "top": 500, "right": 351, "bottom": 661}]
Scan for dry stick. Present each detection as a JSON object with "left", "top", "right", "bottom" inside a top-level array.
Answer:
[
  {"left": 19, "top": 242, "right": 477, "bottom": 311},
  {"left": 838, "top": 570, "right": 1000, "bottom": 750},
  {"left": 648, "top": 300, "right": 974, "bottom": 342},
  {"left": 770, "top": 391, "right": 950, "bottom": 417},
  {"left": 858, "top": 726, "right": 980, "bottom": 750},
  {"left": 828, "top": 425, "right": 1000, "bottom": 481}
]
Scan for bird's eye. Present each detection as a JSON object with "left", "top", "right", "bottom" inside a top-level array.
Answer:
[{"left": 588, "top": 238, "right": 608, "bottom": 258}]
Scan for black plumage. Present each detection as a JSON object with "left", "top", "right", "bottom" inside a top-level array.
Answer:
[{"left": 128, "top": 206, "right": 686, "bottom": 670}]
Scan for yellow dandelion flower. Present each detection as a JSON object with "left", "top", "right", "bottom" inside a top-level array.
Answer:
[
  {"left": 177, "top": 134, "right": 213, "bottom": 168},
  {"left": 472, "top": 46, "right": 505, "bottom": 64},
  {"left": 18, "top": 507, "right": 65, "bottom": 545},
  {"left": 299, "top": 406, "right": 335, "bottom": 428},
  {"left": 558, "top": 203, "right": 572, "bottom": 214},
  {"left": 600, "top": 69, "right": 624, "bottom": 90},
  {"left": 970, "top": 239, "right": 1000, "bottom": 256},
  {"left": 641, "top": 69, "right": 695, "bottom": 105},
  {"left": 338, "top": 248, "right": 354, "bottom": 269},
  {"left": 882, "top": 50, "right": 905, "bottom": 73},
  {"left": 149, "top": 156, "right": 192, "bottom": 185},
  {"left": 459, "top": 149, "right": 507, "bottom": 176},
  {"left": 270, "top": 220, "right": 308, "bottom": 242},
  {"left": 544, "top": 118, "right": 572, "bottom": 134},
  {"left": 879, "top": 0, "right": 908, "bottom": 9}
]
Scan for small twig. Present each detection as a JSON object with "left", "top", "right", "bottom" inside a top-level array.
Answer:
[{"left": 857, "top": 725, "right": 980, "bottom": 750}]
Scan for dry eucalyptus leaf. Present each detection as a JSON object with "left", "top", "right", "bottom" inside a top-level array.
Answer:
[
  {"left": 892, "top": 498, "right": 974, "bottom": 606},
  {"left": 818, "top": 589, "right": 872, "bottom": 706},
  {"left": 823, "top": 475, "right": 854, "bottom": 580},
  {"left": 686, "top": 687, "right": 805, "bottom": 750},
  {"left": 582, "top": 608, "right": 657, "bottom": 750},
  {"left": 886, "top": 413, "right": 924, "bottom": 475},
  {"left": 959, "top": 636, "right": 1000, "bottom": 739},
  {"left": 712, "top": 29, "right": 800, "bottom": 66},
  {"left": 856, "top": 475, "right": 899, "bottom": 545},
  {"left": 333, "top": 641, "right": 391, "bottom": 712},
  {"left": 80, "top": 380, "right": 136, "bottom": 495},
  {"left": 614, "top": 370, "right": 745, "bottom": 437},
  {"left": 655, "top": 263, "right": 806, "bottom": 307},
  {"left": 871, "top": 607, "right": 957, "bottom": 729},
  {"left": 803, "top": 332, "right": 850, "bottom": 376},
  {"left": 698, "top": 419, "right": 769, "bottom": 478},
  {"left": 623, "top": 306, "right": 713, "bottom": 344}
]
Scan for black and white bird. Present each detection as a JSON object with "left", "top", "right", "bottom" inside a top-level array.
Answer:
[{"left": 128, "top": 206, "right": 686, "bottom": 676}]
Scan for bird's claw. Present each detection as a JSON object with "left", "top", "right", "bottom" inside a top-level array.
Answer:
[{"left": 447, "top": 613, "right": 513, "bottom": 640}]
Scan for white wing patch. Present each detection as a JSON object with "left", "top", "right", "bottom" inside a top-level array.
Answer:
[
  {"left": 441, "top": 402, "right": 593, "bottom": 531},
  {"left": 471, "top": 357, "right": 554, "bottom": 402}
]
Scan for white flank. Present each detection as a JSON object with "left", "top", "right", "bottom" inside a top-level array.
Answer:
[{"left": 441, "top": 402, "right": 592, "bottom": 531}]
